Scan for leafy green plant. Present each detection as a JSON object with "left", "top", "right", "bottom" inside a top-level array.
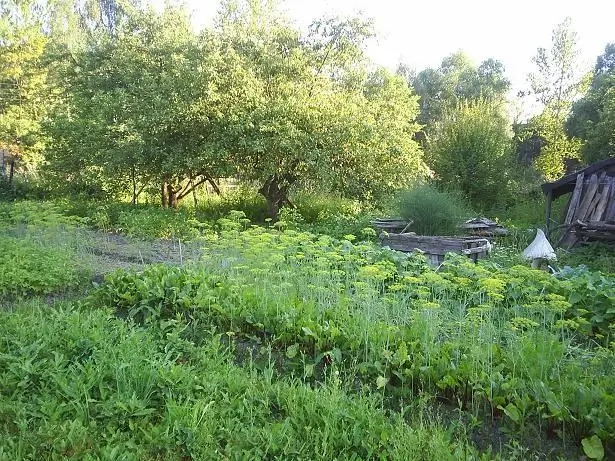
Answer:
[
  {"left": 0, "top": 304, "right": 478, "bottom": 460},
  {"left": 558, "top": 243, "right": 615, "bottom": 274},
  {"left": 88, "top": 225, "right": 615, "bottom": 456},
  {"left": 0, "top": 237, "right": 87, "bottom": 300}
]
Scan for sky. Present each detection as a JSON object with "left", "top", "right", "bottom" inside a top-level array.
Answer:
[{"left": 155, "top": 0, "right": 615, "bottom": 111}]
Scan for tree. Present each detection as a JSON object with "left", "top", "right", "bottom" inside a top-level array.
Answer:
[
  {"left": 527, "top": 17, "right": 585, "bottom": 118},
  {"left": 408, "top": 51, "right": 510, "bottom": 130},
  {"left": 426, "top": 99, "right": 514, "bottom": 210},
  {"left": 521, "top": 18, "right": 586, "bottom": 179},
  {"left": 327, "top": 69, "right": 427, "bottom": 200},
  {"left": 567, "top": 43, "right": 615, "bottom": 164},
  {"left": 215, "top": 1, "right": 426, "bottom": 217},
  {"left": 0, "top": 0, "right": 48, "bottom": 183},
  {"left": 45, "top": 4, "right": 230, "bottom": 205}
]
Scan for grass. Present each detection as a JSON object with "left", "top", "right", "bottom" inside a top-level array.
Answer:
[{"left": 1, "top": 198, "right": 614, "bottom": 459}]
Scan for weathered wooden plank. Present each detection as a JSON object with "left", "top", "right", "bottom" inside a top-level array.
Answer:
[
  {"left": 382, "top": 236, "right": 486, "bottom": 253},
  {"left": 584, "top": 191, "right": 603, "bottom": 221},
  {"left": 577, "top": 231, "right": 615, "bottom": 241},
  {"left": 590, "top": 177, "right": 612, "bottom": 221},
  {"left": 579, "top": 221, "right": 615, "bottom": 231},
  {"left": 604, "top": 179, "right": 615, "bottom": 221},
  {"left": 573, "top": 173, "right": 600, "bottom": 222},
  {"left": 564, "top": 172, "right": 585, "bottom": 224}
]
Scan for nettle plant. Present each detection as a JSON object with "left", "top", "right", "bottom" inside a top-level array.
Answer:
[{"left": 91, "top": 226, "right": 615, "bottom": 454}]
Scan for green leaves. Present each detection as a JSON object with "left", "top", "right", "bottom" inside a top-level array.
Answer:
[
  {"left": 582, "top": 436, "right": 604, "bottom": 460},
  {"left": 427, "top": 98, "right": 515, "bottom": 209},
  {"left": 498, "top": 403, "right": 521, "bottom": 423}
]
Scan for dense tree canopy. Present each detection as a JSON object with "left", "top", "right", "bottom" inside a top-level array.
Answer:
[
  {"left": 0, "top": 0, "right": 48, "bottom": 178},
  {"left": 408, "top": 52, "right": 510, "bottom": 131},
  {"left": 41, "top": 0, "right": 427, "bottom": 213},
  {"left": 567, "top": 43, "right": 615, "bottom": 164},
  {"left": 426, "top": 99, "right": 514, "bottom": 209},
  {"left": 2, "top": 0, "right": 614, "bottom": 213}
]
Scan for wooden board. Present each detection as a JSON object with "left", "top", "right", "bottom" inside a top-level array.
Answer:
[
  {"left": 564, "top": 172, "right": 585, "bottom": 224},
  {"left": 605, "top": 181, "right": 615, "bottom": 222},
  {"left": 574, "top": 173, "right": 600, "bottom": 222},
  {"left": 381, "top": 235, "right": 489, "bottom": 266},
  {"left": 590, "top": 177, "right": 613, "bottom": 221}
]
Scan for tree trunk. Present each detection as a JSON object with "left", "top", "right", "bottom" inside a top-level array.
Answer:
[
  {"left": 8, "top": 157, "right": 15, "bottom": 184},
  {"left": 167, "top": 183, "right": 179, "bottom": 209},
  {"left": 259, "top": 176, "right": 293, "bottom": 220},
  {"left": 161, "top": 179, "right": 168, "bottom": 208},
  {"left": 190, "top": 179, "right": 198, "bottom": 207},
  {"left": 131, "top": 167, "right": 137, "bottom": 205}
]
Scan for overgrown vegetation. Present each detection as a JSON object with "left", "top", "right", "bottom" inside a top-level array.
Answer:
[
  {"left": 392, "top": 184, "right": 473, "bottom": 235},
  {"left": 1, "top": 199, "right": 614, "bottom": 458},
  {"left": 3, "top": 0, "right": 615, "bottom": 459}
]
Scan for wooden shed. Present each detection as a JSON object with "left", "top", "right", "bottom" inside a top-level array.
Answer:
[{"left": 542, "top": 157, "right": 615, "bottom": 247}]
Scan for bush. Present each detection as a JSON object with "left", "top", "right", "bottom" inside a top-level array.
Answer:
[
  {"left": 427, "top": 99, "right": 515, "bottom": 210},
  {"left": 278, "top": 193, "right": 378, "bottom": 240},
  {"left": 293, "top": 193, "right": 366, "bottom": 223},
  {"left": 391, "top": 184, "right": 473, "bottom": 235}
]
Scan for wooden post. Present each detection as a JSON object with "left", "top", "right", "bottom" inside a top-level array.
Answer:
[{"left": 545, "top": 190, "right": 553, "bottom": 236}]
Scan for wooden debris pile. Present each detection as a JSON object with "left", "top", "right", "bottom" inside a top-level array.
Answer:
[
  {"left": 552, "top": 169, "right": 615, "bottom": 247},
  {"left": 464, "top": 217, "right": 508, "bottom": 236}
]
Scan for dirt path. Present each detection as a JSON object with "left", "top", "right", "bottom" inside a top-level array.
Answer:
[{"left": 78, "top": 230, "right": 204, "bottom": 279}]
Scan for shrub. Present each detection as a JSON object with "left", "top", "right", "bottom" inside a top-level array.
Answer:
[
  {"left": 195, "top": 187, "right": 268, "bottom": 223},
  {"left": 293, "top": 193, "right": 366, "bottom": 224},
  {"left": 427, "top": 99, "right": 515, "bottom": 210},
  {"left": 391, "top": 184, "right": 473, "bottom": 235}
]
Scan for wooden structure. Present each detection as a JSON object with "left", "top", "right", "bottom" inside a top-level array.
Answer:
[
  {"left": 371, "top": 218, "right": 413, "bottom": 234},
  {"left": 380, "top": 234, "right": 490, "bottom": 265},
  {"left": 464, "top": 217, "right": 508, "bottom": 237},
  {"left": 542, "top": 157, "right": 615, "bottom": 247}
]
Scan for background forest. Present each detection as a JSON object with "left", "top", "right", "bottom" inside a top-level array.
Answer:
[{"left": 2, "top": 0, "right": 614, "bottom": 216}]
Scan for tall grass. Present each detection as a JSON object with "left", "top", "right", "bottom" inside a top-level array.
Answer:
[{"left": 391, "top": 184, "right": 474, "bottom": 235}]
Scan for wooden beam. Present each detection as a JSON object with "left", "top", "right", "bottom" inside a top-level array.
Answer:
[
  {"left": 574, "top": 173, "right": 600, "bottom": 222},
  {"left": 605, "top": 178, "right": 615, "bottom": 221}
]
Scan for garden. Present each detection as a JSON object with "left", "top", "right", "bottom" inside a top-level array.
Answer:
[
  {"left": 3, "top": 0, "right": 615, "bottom": 458},
  {"left": 1, "top": 197, "right": 614, "bottom": 460}
]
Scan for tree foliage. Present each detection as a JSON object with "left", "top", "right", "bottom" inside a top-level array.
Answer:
[
  {"left": 0, "top": 0, "right": 48, "bottom": 177},
  {"left": 527, "top": 17, "right": 586, "bottom": 118},
  {"left": 567, "top": 43, "right": 615, "bottom": 164},
  {"left": 38, "top": 0, "right": 427, "bottom": 213},
  {"left": 522, "top": 18, "right": 585, "bottom": 179},
  {"left": 408, "top": 51, "right": 510, "bottom": 130},
  {"left": 426, "top": 99, "right": 514, "bottom": 209}
]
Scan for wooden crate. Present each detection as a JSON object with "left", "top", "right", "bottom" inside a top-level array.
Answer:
[{"left": 380, "top": 234, "right": 490, "bottom": 265}]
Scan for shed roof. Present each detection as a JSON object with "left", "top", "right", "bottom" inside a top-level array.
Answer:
[{"left": 541, "top": 157, "right": 615, "bottom": 199}]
